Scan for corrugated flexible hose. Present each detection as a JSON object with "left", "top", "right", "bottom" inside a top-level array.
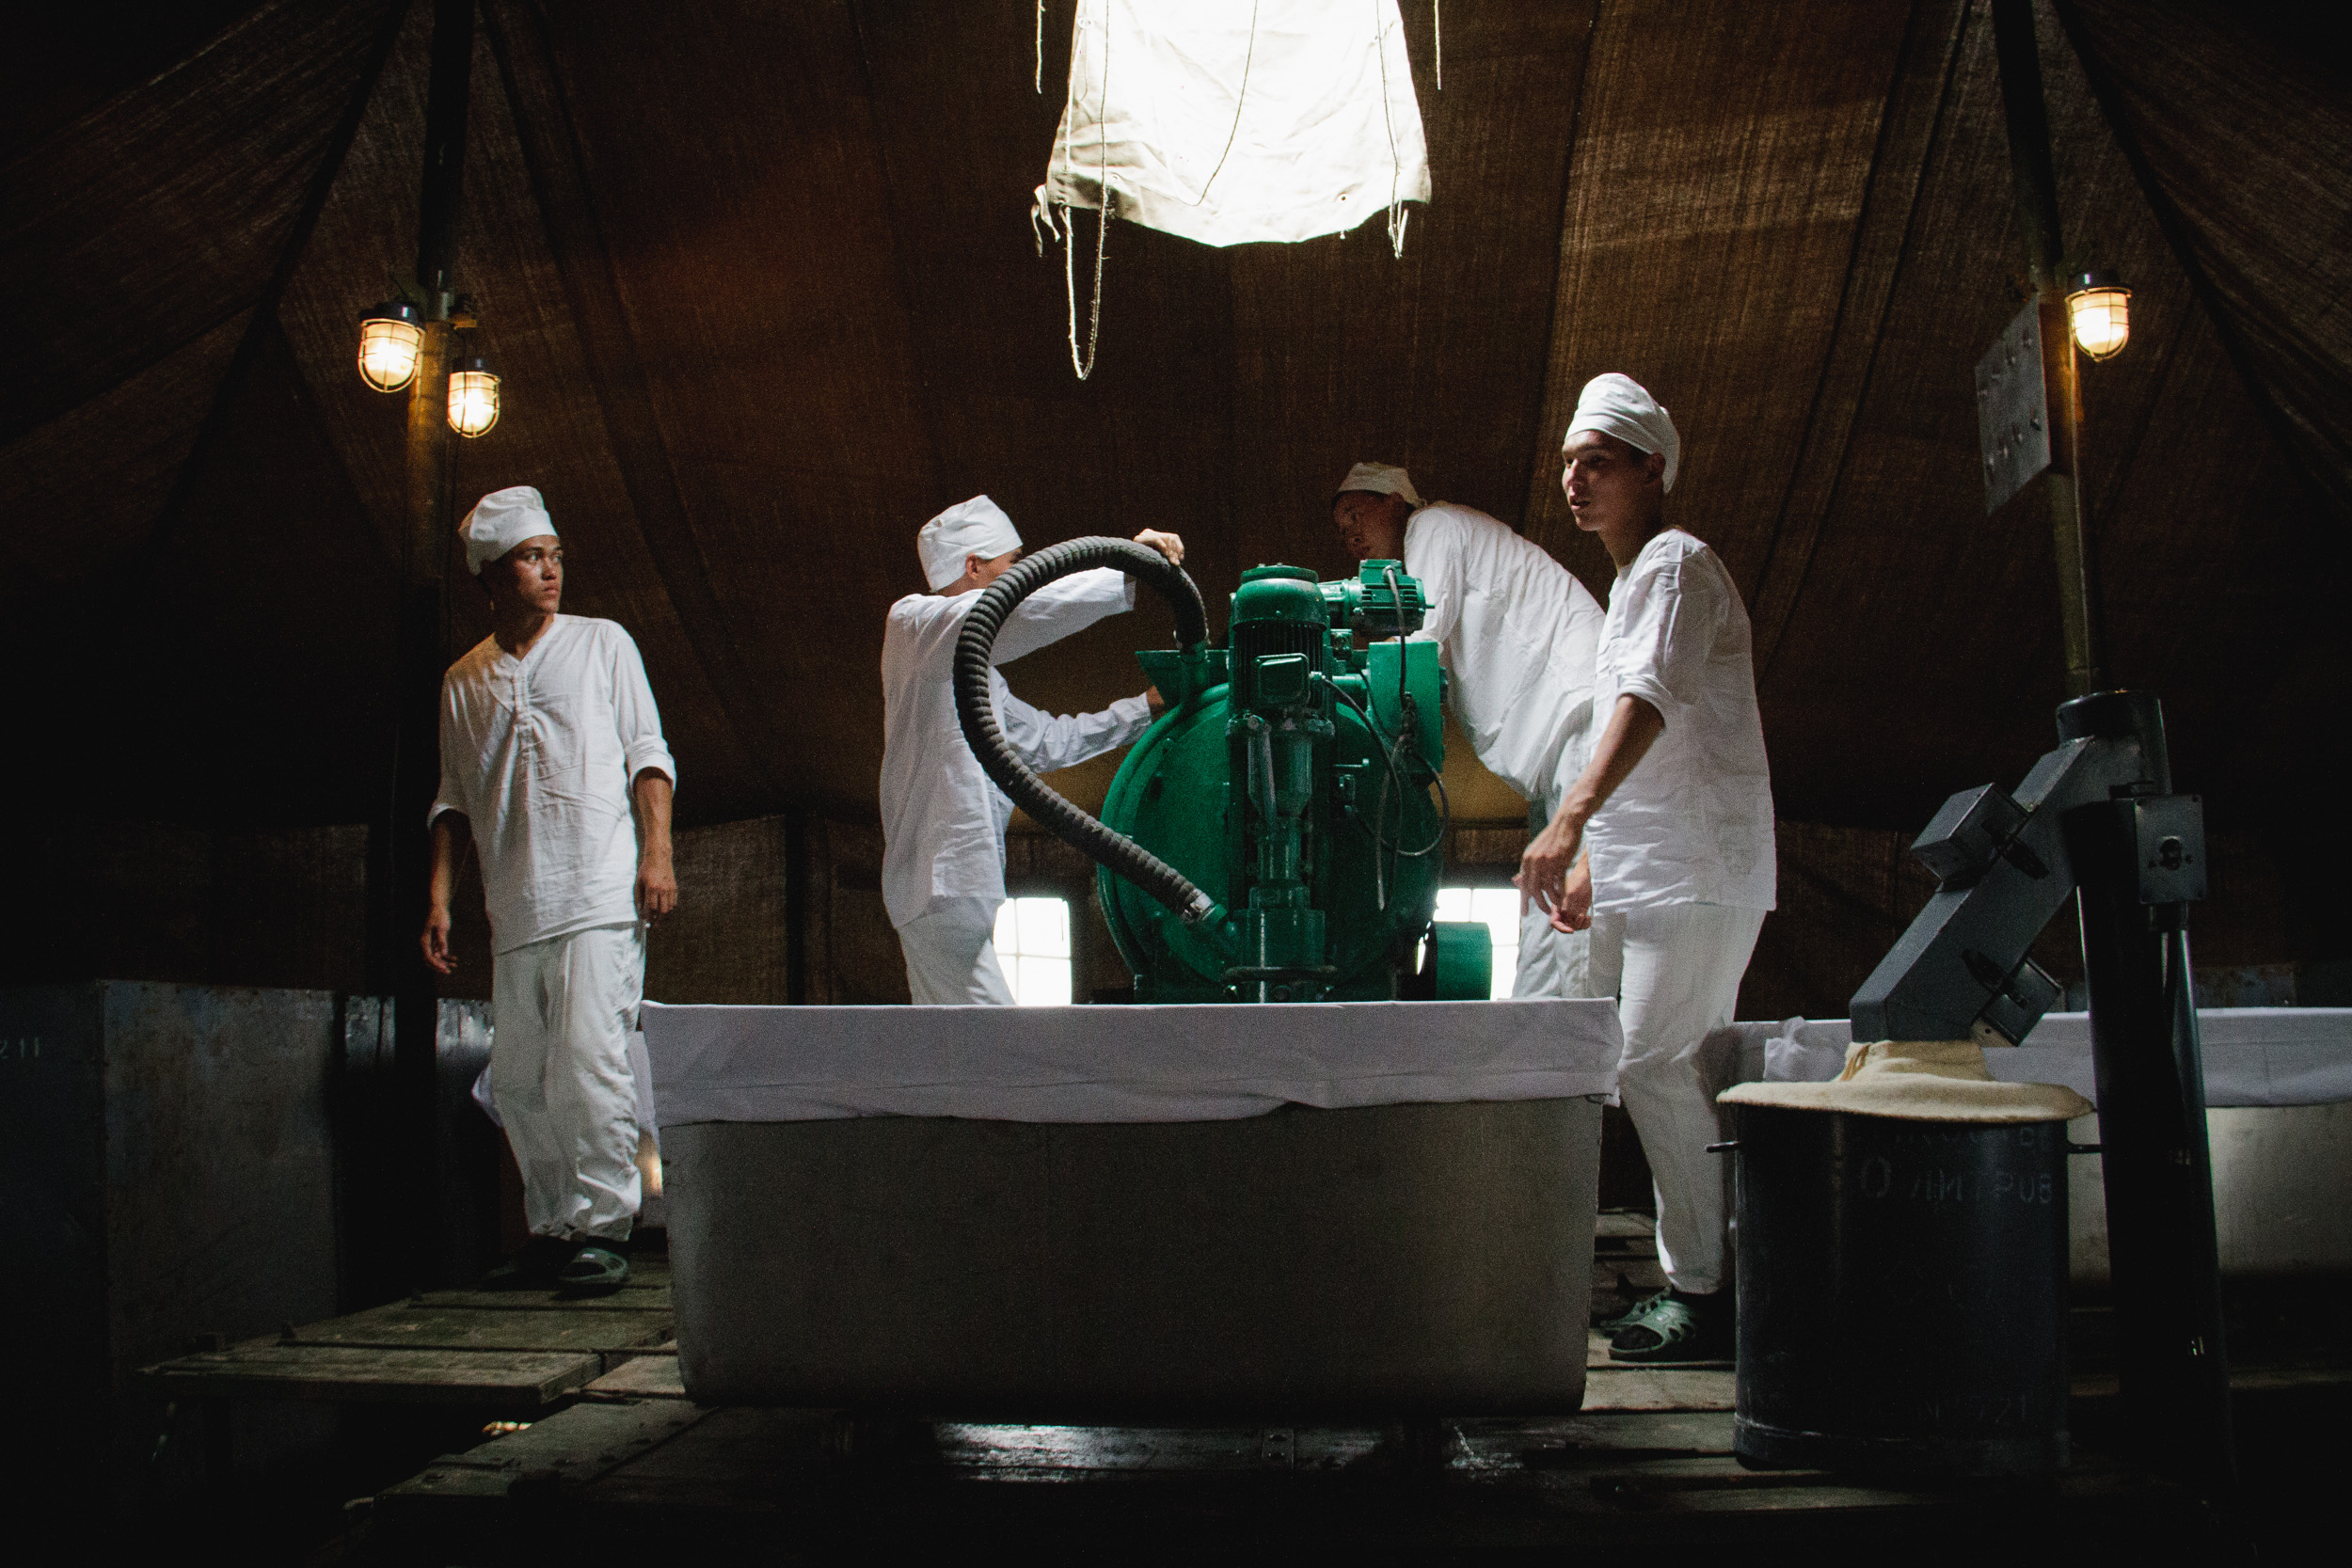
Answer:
[{"left": 952, "top": 537, "right": 1226, "bottom": 929}]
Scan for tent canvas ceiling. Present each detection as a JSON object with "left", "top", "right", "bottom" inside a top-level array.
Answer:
[{"left": 3, "top": 0, "right": 2346, "bottom": 882}]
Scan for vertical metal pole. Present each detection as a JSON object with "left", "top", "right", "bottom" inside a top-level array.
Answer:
[
  {"left": 2058, "top": 694, "right": 2235, "bottom": 1501},
  {"left": 387, "top": 0, "right": 476, "bottom": 1291},
  {"left": 1992, "top": 0, "right": 2101, "bottom": 698}
]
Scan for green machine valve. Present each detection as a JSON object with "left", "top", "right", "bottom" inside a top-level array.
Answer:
[{"left": 954, "top": 542, "right": 1490, "bottom": 1004}]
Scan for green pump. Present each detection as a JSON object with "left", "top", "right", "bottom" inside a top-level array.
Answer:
[{"left": 954, "top": 539, "right": 1492, "bottom": 1003}]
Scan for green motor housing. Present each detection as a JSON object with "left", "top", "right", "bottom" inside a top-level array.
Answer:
[{"left": 1097, "top": 561, "right": 1491, "bottom": 1003}]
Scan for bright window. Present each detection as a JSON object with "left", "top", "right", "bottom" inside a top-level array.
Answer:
[
  {"left": 1435, "top": 886, "right": 1521, "bottom": 1001},
  {"left": 994, "top": 896, "right": 1074, "bottom": 1006}
]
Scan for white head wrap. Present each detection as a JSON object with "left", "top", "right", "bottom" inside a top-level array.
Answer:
[
  {"left": 1565, "top": 373, "right": 1680, "bottom": 492},
  {"left": 1334, "top": 462, "right": 1424, "bottom": 509},
  {"left": 917, "top": 495, "right": 1024, "bottom": 591},
  {"left": 461, "top": 485, "right": 557, "bottom": 575}
]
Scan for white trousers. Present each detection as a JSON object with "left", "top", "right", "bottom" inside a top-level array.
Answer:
[
  {"left": 1588, "top": 902, "right": 1767, "bottom": 1295},
  {"left": 1514, "top": 903, "right": 1594, "bottom": 1000},
  {"left": 490, "top": 923, "right": 646, "bottom": 1243},
  {"left": 898, "top": 896, "right": 1017, "bottom": 1006}
]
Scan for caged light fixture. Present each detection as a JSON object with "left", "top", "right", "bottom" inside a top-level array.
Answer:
[
  {"left": 2066, "top": 270, "right": 2131, "bottom": 361},
  {"left": 356, "top": 301, "right": 425, "bottom": 391},
  {"left": 445, "top": 355, "right": 501, "bottom": 437}
]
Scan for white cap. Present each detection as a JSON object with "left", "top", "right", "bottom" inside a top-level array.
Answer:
[
  {"left": 1334, "top": 462, "right": 1424, "bottom": 508},
  {"left": 1564, "top": 372, "right": 1680, "bottom": 492},
  {"left": 918, "top": 495, "right": 1023, "bottom": 591},
  {"left": 461, "top": 485, "right": 557, "bottom": 575}
]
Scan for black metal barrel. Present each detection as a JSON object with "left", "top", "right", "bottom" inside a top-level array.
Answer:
[{"left": 1731, "top": 1104, "right": 2072, "bottom": 1476}]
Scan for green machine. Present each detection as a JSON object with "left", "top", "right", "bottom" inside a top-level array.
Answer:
[{"left": 954, "top": 537, "right": 1492, "bottom": 1003}]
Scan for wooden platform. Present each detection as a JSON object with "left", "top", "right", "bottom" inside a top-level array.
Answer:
[
  {"left": 139, "top": 1257, "right": 675, "bottom": 1413},
  {"left": 142, "top": 1220, "right": 2349, "bottom": 1559}
]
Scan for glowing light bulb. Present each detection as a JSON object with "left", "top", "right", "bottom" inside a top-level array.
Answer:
[
  {"left": 2066, "top": 271, "right": 2131, "bottom": 361},
  {"left": 447, "top": 356, "right": 501, "bottom": 437},
  {"left": 356, "top": 302, "right": 425, "bottom": 391}
]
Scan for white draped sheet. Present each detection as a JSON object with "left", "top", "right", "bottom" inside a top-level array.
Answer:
[{"left": 641, "top": 998, "right": 1622, "bottom": 1127}]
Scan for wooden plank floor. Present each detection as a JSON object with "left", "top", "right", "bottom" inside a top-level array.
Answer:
[
  {"left": 139, "top": 1256, "right": 674, "bottom": 1411},
  {"left": 178, "top": 1213, "right": 2333, "bottom": 1557}
]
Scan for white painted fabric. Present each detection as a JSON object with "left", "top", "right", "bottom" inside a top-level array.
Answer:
[
  {"left": 461, "top": 484, "right": 557, "bottom": 575},
  {"left": 1565, "top": 372, "right": 1681, "bottom": 492},
  {"left": 432, "top": 615, "right": 675, "bottom": 953},
  {"left": 898, "top": 895, "right": 1020, "bottom": 1006},
  {"left": 492, "top": 923, "right": 645, "bottom": 1242},
  {"left": 917, "top": 495, "right": 1023, "bottom": 592},
  {"left": 640, "top": 998, "right": 1623, "bottom": 1126},
  {"left": 1036, "top": 0, "right": 1429, "bottom": 248},
  {"left": 1709, "top": 1007, "right": 2352, "bottom": 1109},
  {"left": 1336, "top": 461, "right": 1423, "bottom": 506},
  {"left": 880, "top": 568, "right": 1150, "bottom": 928},
  {"left": 1589, "top": 903, "right": 1767, "bottom": 1296},
  {"left": 1587, "top": 530, "right": 1775, "bottom": 914},
  {"left": 1404, "top": 503, "right": 1607, "bottom": 804}
]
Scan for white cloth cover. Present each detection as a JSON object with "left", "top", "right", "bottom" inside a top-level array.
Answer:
[
  {"left": 898, "top": 895, "right": 1020, "bottom": 1006},
  {"left": 917, "top": 495, "right": 1024, "bottom": 592},
  {"left": 461, "top": 485, "right": 557, "bottom": 575},
  {"left": 1037, "top": 0, "right": 1430, "bottom": 248},
  {"left": 880, "top": 568, "right": 1150, "bottom": 927},
  {"left": 1565, "top": 372, "right": 1682, "bottom": 492},
  {"left": 1719, "top": 1039, "right": 2093, "bottom": 1123},
  {"left": 1404, "top": 503, "right": 1606, "bottom": 804},
  {"left": 1589, "top": 902, "right": 1767, "bottom": 1297},
  {"left": 1711, "top": 1008, "right": 2352, "bottom": 1109},
  {"left": 432, "top": 615, "right": 675, "bottom": 953},
  {"left": 640, "top": 997, "right": 1623, "bottom": 1126},
  {"left": 492, "top": 923, "right": 646, "bottom": 1242},
  {"left": 1336, "top": 461, "right": 1423, "bottom": 506},
  {"left": 1588, "top": 530, "right": 1775, "bottom": 913}
]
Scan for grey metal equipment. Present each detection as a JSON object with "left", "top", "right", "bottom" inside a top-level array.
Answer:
[{"left": 1850, "top": 690, "right": 2233, "bottom": 1497}]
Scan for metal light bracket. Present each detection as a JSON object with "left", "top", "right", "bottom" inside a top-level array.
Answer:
[{"left": 1977, "top": 296, "right": 2052, "bottom": 514}]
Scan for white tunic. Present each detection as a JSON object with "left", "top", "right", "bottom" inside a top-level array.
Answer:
[
  {"left": 1403, "top": 503, "right": 1607, "bottom": 802},
  {"left": 1587, "top": 530, "right": 1776, "bottom": 913},
  {"left": 881, "top": 569, "right": 1152, "bottom": 928},
  {"left": 432, "top": 615, "right": 676, "bottom": 954}
]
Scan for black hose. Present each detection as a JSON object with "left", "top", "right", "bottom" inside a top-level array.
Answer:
[{"left": 953, "top": 537, "right": 1226, "bottom": 929}]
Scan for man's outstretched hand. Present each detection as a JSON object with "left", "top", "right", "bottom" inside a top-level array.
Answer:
[{"left": 1133, "top": 530, "right": 1184, "bottom": 566}]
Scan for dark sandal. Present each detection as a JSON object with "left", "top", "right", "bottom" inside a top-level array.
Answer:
[{"left": 556, "top": 1243, "right": 629, "bottom": 1291}]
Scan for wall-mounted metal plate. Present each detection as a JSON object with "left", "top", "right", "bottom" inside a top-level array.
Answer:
[{"left": 1977, "top": 298, "right": 2051, "bottom": 514}]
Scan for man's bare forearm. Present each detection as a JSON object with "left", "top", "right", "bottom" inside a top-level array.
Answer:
[
  {"left": 427, "top": 812, "right": 471, "bottom": 915},
  {"left": 631, "top": 770, "right": 674, "bottom": 858},
  {"left": 631, "top": 770, "right": 678, "bottom": 922},
  {"left": 1554, "top": 694, "right": 1664, "bottom": 835}
]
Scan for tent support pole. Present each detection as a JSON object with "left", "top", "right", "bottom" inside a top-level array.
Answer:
[
  {"left": 1992, "top": 0, "right": 2101, "bottom": 698},
  {"left": 386, "top": 0, "right": 477, "bottom": 1292}
]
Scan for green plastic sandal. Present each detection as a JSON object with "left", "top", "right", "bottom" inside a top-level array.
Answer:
[
  {"left": 1608, "top": 1291, "right": 1732, "bottom": 1364},
  {"left": 1593, "top": 1286, "right": 1669, "bottom": 1333}
]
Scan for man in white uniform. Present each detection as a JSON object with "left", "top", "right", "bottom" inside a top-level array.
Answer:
[
  {"left": 881, "top": 496, "right": 1183, "bottom": 1005},
  {"left": 1518, "top": 374, "right": 1776, "bottom": 1363},
  {"left": 1331, "top": 463, "right": 1607, "bottom": 1000},
  {"left": 422, "top": 486, "right": 677, "bottom": 1291}
]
